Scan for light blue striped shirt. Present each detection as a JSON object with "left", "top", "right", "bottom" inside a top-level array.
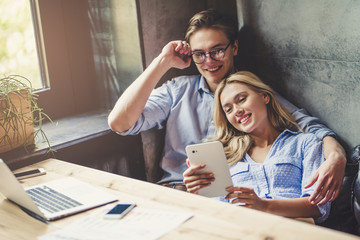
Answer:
[
  {"left": 218, "top": 130, "right": 330, "bottom": 223},
  {"left": 120, "top": 74, "right": 335, "bottom": 184}
]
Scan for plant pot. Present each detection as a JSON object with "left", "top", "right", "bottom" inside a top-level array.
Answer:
[{"left": 0, "top": 89, "right": 34, "bottom": 153}]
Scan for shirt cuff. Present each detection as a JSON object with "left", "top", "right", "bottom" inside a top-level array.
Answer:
[
  {"left": 315, "top": 202, "right": 331, "bottom": 223},
  {"left": 313, "top": 129, "right": 337, "bottom": 141}
]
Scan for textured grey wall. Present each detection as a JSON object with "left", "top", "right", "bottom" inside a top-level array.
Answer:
[{"left": 236, "top": 0, "right": 360, "bottom": 152}]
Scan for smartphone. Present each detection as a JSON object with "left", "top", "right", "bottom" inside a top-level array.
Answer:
[
  {"left": 103, "top": 203, "right": 136, "bottom": 219},
  {"left": 14, "top": 168, "right": 46, "bottom": 180}
]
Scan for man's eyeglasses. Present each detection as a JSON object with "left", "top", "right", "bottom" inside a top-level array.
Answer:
[{"left": 191, "top": 41, "right": 232, "bottom": 64}]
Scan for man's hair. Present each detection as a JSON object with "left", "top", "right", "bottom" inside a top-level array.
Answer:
[
  {"left": 211, "top": 71, "right": 301, "bottom": 165},
  {"left": 185, "top": 9, "right": 238, "bottom": 43}
]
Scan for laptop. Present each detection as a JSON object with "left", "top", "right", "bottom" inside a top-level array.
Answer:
[{"left": 0, "top": 159, "right": 118, "bottom": 221}]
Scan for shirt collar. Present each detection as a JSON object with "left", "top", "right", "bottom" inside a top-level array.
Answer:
[
  {"left": 198, "top": 75, "right": 212, "bottom": 95},
  {"left": 280, "top": 129, "right": 301, "bottom": 137},
  {"left": 241, "top": 129, "right": 300, "bottom": 163}
]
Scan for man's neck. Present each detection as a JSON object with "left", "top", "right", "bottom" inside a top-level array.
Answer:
[{"left": 204, "top": 67, "right": 236, "bottom": 93}]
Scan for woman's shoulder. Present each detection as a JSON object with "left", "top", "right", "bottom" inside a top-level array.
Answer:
[
  {"left": 282, "top": 129, "right": 319, "bottom": 140},
  {"left": 272, "top": 130, "right": 322, "bottom": 159},
  {"left": 279, "top": 130, "right": 321, "bottom": 147}
]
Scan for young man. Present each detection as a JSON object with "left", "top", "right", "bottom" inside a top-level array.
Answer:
[{"left": 108, "top": 9, "right": 346, "bottom": 205}]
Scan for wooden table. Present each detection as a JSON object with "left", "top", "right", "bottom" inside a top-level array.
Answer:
[{"left": 0, "top": 159, "right": 358, "bottom": 240}]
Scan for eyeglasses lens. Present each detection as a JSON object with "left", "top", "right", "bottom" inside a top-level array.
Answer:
[{"left": 192, "top": 42, "right": 231, "bottom": 64}]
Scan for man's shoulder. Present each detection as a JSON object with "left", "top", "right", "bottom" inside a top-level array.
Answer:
[
  {"left": 152, "top": 74, "right": 202, "bottom": 100},
  {"left": 166, "top": 74, "right": 201, "bottom": 88},
  {"left": 156, "top": 74, "right": 202, "bottom": 97}
]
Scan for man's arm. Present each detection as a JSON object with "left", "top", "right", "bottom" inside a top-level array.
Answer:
[
  {"left": 275, "top": 93, "right": 346, "bottom": 205},
  {"left": 108, "top": 41, "right": 191, "bottom": 133},
  {"left": 305, "top": 136, "right": 346, "bottom": 205}
]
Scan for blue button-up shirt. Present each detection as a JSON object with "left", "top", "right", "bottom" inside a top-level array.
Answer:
[
  {"left": 120, "top": 74, "right": 335, "bottom": 184},
  {"left": 219, "top": 130, "right": 330, "bottom": 223}
]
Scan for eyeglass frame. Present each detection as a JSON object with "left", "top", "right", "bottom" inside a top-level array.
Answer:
[{"left": 191, "top": 41, "right": 233, "bottom": 64}]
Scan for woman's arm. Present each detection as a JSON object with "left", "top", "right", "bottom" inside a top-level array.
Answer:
[{"left": 225, "top": 186, "right": 321, "bottom": 218}]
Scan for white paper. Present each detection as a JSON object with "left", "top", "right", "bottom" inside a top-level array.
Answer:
[{"left": 38, "top": 204, "right": 193, "bottom": 240}]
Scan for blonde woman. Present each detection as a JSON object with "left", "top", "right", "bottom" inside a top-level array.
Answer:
[{"left": 183, "top": 71, "right": 330, "bottom": 223}]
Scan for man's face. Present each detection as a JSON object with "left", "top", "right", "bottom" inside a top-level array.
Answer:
[{"left": 189, "top": 28, "right": 238, "bottom": 92}]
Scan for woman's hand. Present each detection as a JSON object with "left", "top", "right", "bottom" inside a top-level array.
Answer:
[
  {"left": 183, "top": 159, "right": 214, "bottom": 194},
  {"left": 225, "top": 186, "right": 267, "bottom": 211},
  {"left": 160, "top": 40, "right": 192, "bottom": 70}
]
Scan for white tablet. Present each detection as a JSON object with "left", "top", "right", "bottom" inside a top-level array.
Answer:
[{"left": 185, "top": 141, "right": 233, "bottom": 197}]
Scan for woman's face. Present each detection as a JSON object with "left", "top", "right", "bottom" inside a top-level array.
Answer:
[
  {"left": 189, "top": 28, "right": 238, "bottom": 92},
  {"left": 220, "top": 83, "right": 270, "bottom": 135}
]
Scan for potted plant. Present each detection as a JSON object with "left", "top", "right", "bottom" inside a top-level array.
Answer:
[{"left": 0, "top": 75, "right": 52, "bottom": 153}]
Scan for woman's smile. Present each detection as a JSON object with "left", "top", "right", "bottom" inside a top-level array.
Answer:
[{"left": 238, "top": 113, "right": 251, "bottom": 125}]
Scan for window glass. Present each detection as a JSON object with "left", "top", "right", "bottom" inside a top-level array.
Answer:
[{"left": 0, "top": 0, "right": 43, "bottom": 90}]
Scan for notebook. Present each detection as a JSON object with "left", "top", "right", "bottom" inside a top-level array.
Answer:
[{"left": 0, "top": 159, "right": 118, "bottom": 221}]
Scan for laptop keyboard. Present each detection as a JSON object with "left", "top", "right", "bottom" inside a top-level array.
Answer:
[{"left": 26, "top": 186, "right": 83, "bottom": 213}]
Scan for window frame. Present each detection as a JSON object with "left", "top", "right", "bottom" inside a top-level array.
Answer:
[
  {"left": 30, "top": 0, "right": 49, "bottom": 92},
  {"left": 34, "top": 0, "right": 102, "bottom": 120}
]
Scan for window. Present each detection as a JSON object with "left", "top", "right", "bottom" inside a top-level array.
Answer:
[
  {"left": 36, "top": 0, "right": 143, "bottom": 120},
  {"left": 0, "top": 0, "right": 45, "bottom": 90},
  {"left": 1, "top": 0, "right": 144, "bottom": 121},
  {"left": 30, "top": 0, "right": 102, "bottom": 120}
]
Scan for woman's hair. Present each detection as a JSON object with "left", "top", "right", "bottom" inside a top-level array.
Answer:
[
  {"left": 184, "top": 9, "right": 238, "bottom": 43},
  {"left": 212, "top": 71, "right": 301, "bottom": 165}
]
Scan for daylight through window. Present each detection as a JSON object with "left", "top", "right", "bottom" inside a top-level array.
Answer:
[{"left": 0, "top": 0, "right": 44, "bottom": 90}]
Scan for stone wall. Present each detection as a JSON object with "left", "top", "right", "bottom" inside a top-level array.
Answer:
[{"left": 236, "top": 0, "right": 360, "bottom": 151}]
